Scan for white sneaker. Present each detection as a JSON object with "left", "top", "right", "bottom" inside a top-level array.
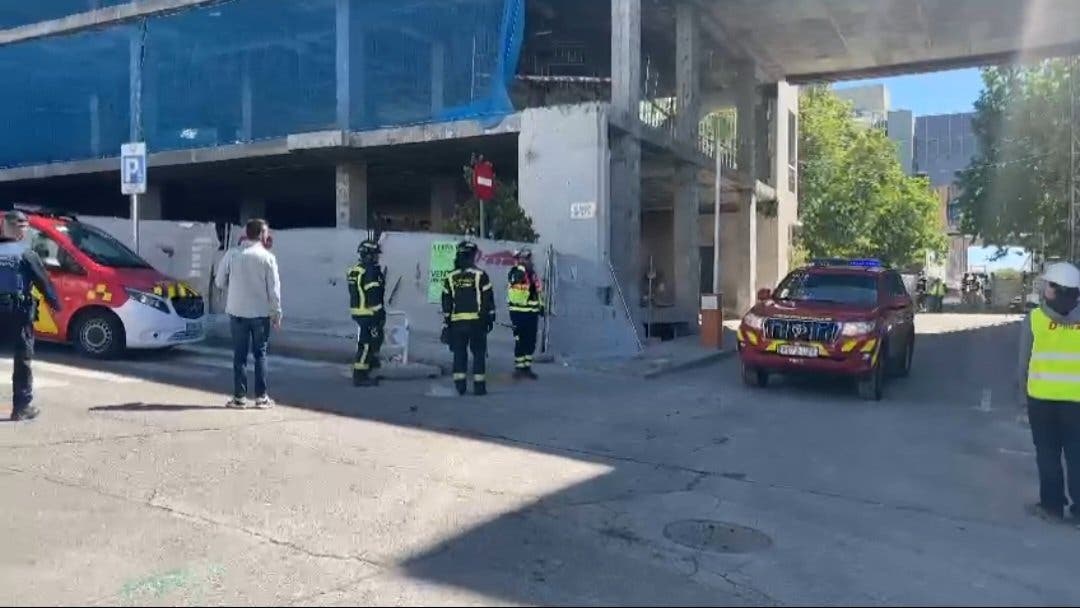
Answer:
[
  {"left": 226, "top": 397, "right": 248, "bottom": 409},
  {"left": 254, "top": 396, "right": 275, "bottom": 409}
]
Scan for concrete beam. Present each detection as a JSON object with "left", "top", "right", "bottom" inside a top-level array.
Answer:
[
  {"left": 0, "top": 115, "right": 523, "bottom": 184},
  {"left": 725, "top": 79, "right": 761, "bottom": 316},
  {"left": 0, "top": 0, "right": 223, "bottom": 46},
  {"left": 608, "top": 112, "right": 712, "bottom": 170},
  {"left": 673, "top": 162, "right": 701, "bottom": 322}
]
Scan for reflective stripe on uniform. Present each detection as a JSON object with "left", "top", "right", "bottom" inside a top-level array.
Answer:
[
  {"left": 351, "top": 304, "right": 384, "bottom": 317},
  {"left": 1027, "top": 308, "right": 1080, "bottom": 401},
  {"left": 453, "top": 373, "right": 467, "bottom": 381},
  {"left": 474, "top": 374, "right": 486, "bottom": 382},
  {"left": 451, "top": 312, "right": 480, "bottom": 321}
]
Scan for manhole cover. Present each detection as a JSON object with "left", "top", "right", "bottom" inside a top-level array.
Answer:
[{"left": 663, "top": 520, "right": 772, "bottom": 554}]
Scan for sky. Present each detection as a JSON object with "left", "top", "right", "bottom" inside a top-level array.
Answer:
[{"left": 834, "top": 68, "right": 984, "bottom": 116}]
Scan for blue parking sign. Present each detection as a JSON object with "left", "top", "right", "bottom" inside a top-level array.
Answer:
[{"left": 120, "top": 142, "right": 147, "bottom": 195}]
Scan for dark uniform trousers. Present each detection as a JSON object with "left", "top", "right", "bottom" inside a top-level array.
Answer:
[
  {"left": 0, "top": 310, "right": 34, "bottom": 410},
  {"left": 450, "top": 320, "right": 487, "bottom": 382},
  {"left": 354, "top": 314, "right": 385, "bottom": 374},
  {"left": 511, "top": 311, "right": 539, "bottom": 369},
  {"left": 1028, "top": 398, "right": 1080, "bottom": 517}
]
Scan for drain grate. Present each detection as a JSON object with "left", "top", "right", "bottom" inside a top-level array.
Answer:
[{"left": 663, "top": 519, "right": 772, "bottom": 554}]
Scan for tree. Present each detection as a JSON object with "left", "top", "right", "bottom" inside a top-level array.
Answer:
[
  {"left": 797, "top": 86, "right": 946, "bottom": 268},
  {"left": 445, "top": 159, "right": 539, "bottom": 243},
  {"left": 956, "top": 62, "right": 1073, "bottom": 258}
]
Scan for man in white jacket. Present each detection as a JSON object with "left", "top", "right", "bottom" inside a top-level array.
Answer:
[{"left": 215, "top": 219, "right": 282, "bottom": 408}]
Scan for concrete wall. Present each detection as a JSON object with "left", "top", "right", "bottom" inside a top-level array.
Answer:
[
  {"left": 82, "top": 215, "right": 639, "bottom": 358},
  {"left": 753, "top": 80, "right": 800, "bottom": 294},
  {"left": 518, "top": 103, "right": 608, "bottom": 263},
  {"left": 83, "top": 216, "right": 220, "bottom": 296}
]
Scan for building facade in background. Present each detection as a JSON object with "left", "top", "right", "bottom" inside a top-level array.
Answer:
[
  {"left": 913, "top": 112, "right": 978, "bottom": 187},
  {"left": 834, "top": 84, "right": 891, "bottom": 129}
]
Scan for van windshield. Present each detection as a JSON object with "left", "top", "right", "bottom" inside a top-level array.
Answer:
[{"left": 58, "top": 222, "right": 152, "bottom": 269}]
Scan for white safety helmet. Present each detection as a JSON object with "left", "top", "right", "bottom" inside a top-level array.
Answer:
[{"left": 1043, "top": 261, "right": 1080, "bottom": 289}]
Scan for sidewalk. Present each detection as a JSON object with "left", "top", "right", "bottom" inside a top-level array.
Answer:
[{"left": 570, "top": 326, "right": 738, "bottom": 378}]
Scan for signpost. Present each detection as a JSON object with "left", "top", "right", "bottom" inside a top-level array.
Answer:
[
  {"left": 121, "top": 142, "right": 147, "bottom": 253},
  {"left": 473, "top": 159, "right": 494, "bottom": 239}
]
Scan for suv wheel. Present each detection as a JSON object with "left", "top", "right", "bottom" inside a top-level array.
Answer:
[
  {"left": 892, "top": 335, "right": 914, "bottom": 378},
  {"left": 742, "top": 363, "right": 768, "bottom": 388},
  {"left": 857, "top": 352, "right": 884, "bottom": 401},
  {"left": 74, "top": 310, "right": 125, "bottom": 359}
]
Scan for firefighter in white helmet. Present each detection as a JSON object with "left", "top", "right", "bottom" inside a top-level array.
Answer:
[{"left": 1019, "top": 261, "right": 1080, "bottom": 521}]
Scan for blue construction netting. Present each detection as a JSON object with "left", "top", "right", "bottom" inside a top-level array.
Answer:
[{"left": 0, "top": 0, "right": 525, "bottom": 168}]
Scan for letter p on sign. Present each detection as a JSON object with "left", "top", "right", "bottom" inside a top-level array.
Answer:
[{"left": 120, "top": 142, "right": 147, "bottom": 195}]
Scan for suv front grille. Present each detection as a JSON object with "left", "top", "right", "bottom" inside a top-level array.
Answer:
[
  {"left": 764, "top": 319, "right": 839, "bottom": 343},
  {"left": 172, "top": 296, "right": 205, "bottom": 320}
]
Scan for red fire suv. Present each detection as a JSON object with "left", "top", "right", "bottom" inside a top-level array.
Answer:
[{"left": 737, "top": 259, "right": 916, "bottom": 400}]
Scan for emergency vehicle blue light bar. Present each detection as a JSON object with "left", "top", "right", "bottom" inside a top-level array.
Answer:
[{"left": 812, "top": 258, "right": 884, "bottom": 268}]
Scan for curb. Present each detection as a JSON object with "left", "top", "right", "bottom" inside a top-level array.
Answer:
[{"left": 642, "top": 348, "right": 737, "bottom": 379}]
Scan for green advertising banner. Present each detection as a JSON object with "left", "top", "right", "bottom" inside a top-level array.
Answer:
[{"left": 428, "top": 241, "right": 458, "bottom": 303}]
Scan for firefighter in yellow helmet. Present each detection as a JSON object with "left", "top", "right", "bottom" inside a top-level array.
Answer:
[
  {"left": 507, "top": 248, "right": 543, "bottom": 379},
  {"left": 1019, "top": 261, "right": 1080, "bottom": 522},
  {"left": 346, "top": 239, "right": 386, "bottom": 387},
  {"left": 442, "top": 241, "right": 495, "bottom": 396}
]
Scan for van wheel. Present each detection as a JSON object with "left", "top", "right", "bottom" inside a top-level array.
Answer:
[
  {"left": 73, "top": 310, "right": 125, "bottom": 359},
  {"left": 742, "top": 363, "right": 768, "bottom": 388},
  {"left": 857, "top": 353, "right": 884, "bottom": 401}
]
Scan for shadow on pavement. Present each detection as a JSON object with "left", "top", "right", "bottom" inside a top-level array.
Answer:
[{"left": 25, "top": 314, "right": 1053, "bottom": 605}]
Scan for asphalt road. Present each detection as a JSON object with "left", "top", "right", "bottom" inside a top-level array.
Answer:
[{"left": 1, "top": 314, "right": 1075, "bottom": 606}]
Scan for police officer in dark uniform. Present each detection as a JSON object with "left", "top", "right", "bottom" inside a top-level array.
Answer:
[
  {"left": 346, "top": 240, "right": 386, "bottom": 387},
  {"left": 0, "top": 211, "right": 61, "bottom": 421},
  {"left": 507, "top": 248, "right": 543, "bottom": 380},
  {"left": 442, "top": 241, "right": 495, "bottom": 396}
]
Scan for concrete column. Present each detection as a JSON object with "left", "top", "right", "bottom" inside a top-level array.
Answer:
[
  {"left": 240, "top": 196, "right": 266, "bottom": 224},
  {"left": 240, "top": 53, "right": 253, "bottom": 142},
  {"left": 611, "top": 0, "right": 643, "bottom": 325},
  {"left": 89, "top": 94, "right": 101, "bottom": 157},
  {"left": 140, "top": 185, "right": 163, "bottom": 221},
  {"left": 431, "top": 42, "right": 445, "bottom": 117},
  {"left": 675, "top": 1, "right": 700, "bottom": 144},
  {"left": 429, "top": 175, "right": 456, "bottom": 232},
  {"left": 335, "top": 161, "right": 368, "bottom": 229},
  {"left": 731, "top": 77, "right": 760, "bottom": 315},
  {"left": 335, "top": 0, "right": 351, "bottom": 130},
  {"left": 673, "top": 162, "right": 701, "bottom": 322},
  {"left": 611, "top": 0, "right": 641, "bottom": 123}
]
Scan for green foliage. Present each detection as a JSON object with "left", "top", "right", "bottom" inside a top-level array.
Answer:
[
  {"left": 797, "top": 86, "right": 947, "bottom": 267},
  {"left": 956, "top": 62, "right": 1072, "bottom": 257},
  {"left": 445, "top": 162, "right": 539, "bottom": 243}
]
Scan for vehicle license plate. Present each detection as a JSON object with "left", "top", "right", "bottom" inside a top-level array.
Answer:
[{"left": 778, "top": 344, "right": 818, "bottom": 358}]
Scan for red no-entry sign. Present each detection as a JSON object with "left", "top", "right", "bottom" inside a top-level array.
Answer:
[{"left": 473, "top": 160, "right": 495, "bottom": 201}]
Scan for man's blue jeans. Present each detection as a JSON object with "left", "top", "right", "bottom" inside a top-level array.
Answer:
[{"left": 230, "top": 315, "right": 270, "bottom": 398}]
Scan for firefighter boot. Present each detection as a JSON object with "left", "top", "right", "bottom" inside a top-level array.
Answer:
[
  {"left": 455, "top": 379, "right": 468, "bottom": 396},
  {"left": 474, "top": 381, "right": 488, "bottom": 396},
  {"left": 353, "top": 371, "right": 378, "bottom": 387},
  {"left": 524, "top": 367, "right": 539, "bottom": 380}
]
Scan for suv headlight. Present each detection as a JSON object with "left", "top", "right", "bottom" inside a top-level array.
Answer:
[
  {"left": 125, "top": 288, "right": 170, "bottom": 314},
  {"left": 841, "top": 321, "right": 876, "bottom": 336},
  {"left": 742, "top": 312, "right": 765, "bottom": 330}
]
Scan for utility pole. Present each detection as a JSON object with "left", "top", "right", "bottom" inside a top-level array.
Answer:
[{"left": 1071, "top": 55, "right": 1080, "bottom": 262}]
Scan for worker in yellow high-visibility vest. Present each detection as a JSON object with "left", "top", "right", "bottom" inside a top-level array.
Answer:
[{"left": 1019, "top": 261, "right": 1080, "bottom": 522}]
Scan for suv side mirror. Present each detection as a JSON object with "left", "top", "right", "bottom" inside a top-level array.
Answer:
[
  {"left": 43, "top": 257, "right": 61, "bottom": 270},
  {"left": 757, "top": 288, "right": 772, "bottom": 301}
]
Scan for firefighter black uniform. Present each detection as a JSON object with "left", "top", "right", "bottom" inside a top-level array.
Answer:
[
  {"left": 442, "top": 241, "right": 495, "bottom": 396},
  {"left": 0, "top": 211, "right": 61, "bottom": 421},
  {"left": 346, "top": 240, "right": 386, "bottom": 387},
  {"left": 508, "top": 248, "right": 543, "bottom": 380}
]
